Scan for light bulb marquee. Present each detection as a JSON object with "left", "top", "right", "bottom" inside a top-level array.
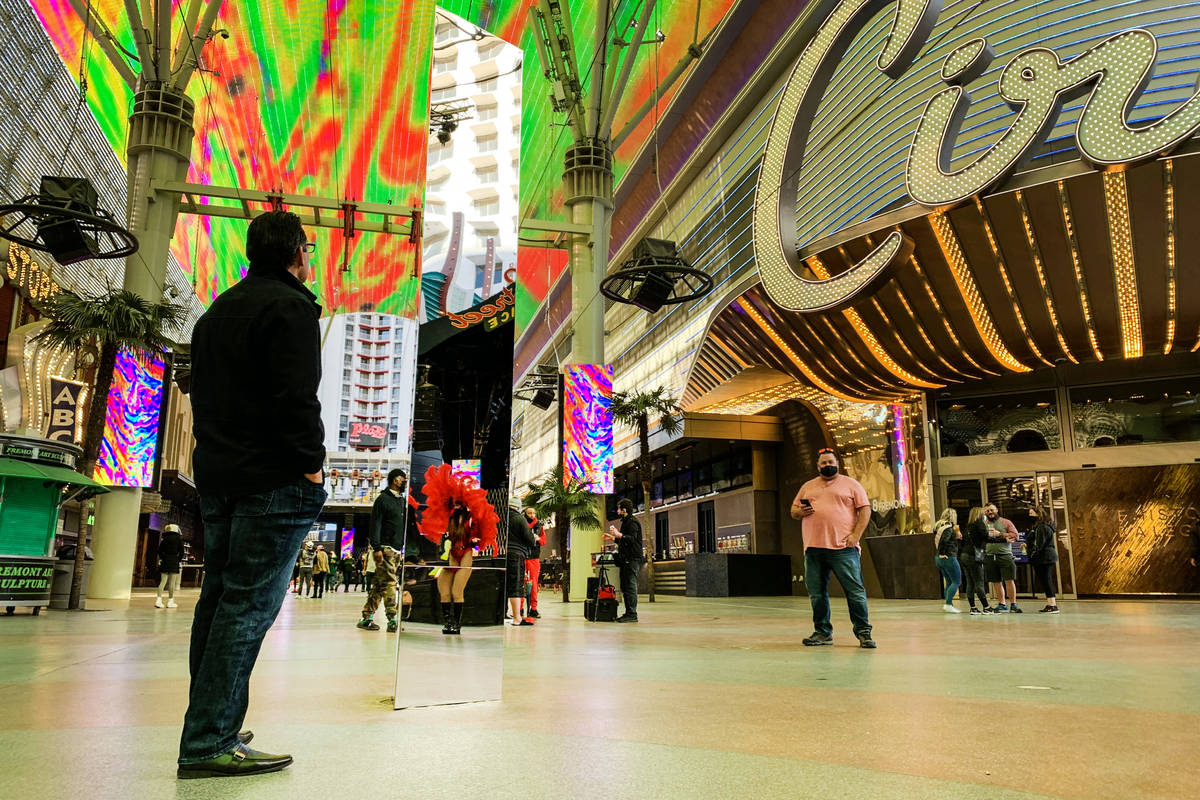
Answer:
[{"left": 753, "top": 0, "right": 1200, "bottom": 314}]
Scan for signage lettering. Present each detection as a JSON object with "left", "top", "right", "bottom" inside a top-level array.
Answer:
[
  {"left": 447, "top": 286, "right": 514, "bottom": 330},
  {"left": 752, "top": 0, "right": 1200, "bottom": 312},
  {"left": 2, "top": 244, "right": 61, "bottom": 301},
  {"left": 46, "top": 379, "right": 85, "bottom": 443},
  {"left": 347, "top": 421, "right": 387, "bottom": 450}
]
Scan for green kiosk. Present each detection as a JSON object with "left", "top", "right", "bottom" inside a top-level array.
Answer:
[{"left": 0, "top": 433, "right": 107, "bottom": 614}]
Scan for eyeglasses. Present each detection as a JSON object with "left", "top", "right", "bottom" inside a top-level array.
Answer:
[
  {"left": 817, "top": 448, "right": 835, "bottom": 455},
  {"left": 300, "top": 241, "right": 317, "bottom": 254}
]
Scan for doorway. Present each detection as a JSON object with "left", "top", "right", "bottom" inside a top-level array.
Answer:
[
  {"left": 941, "top": 473, "right": 1078, "bottom": 599},
  {"left": 697, "top": 501, "right": 716, "bottom": 554}
]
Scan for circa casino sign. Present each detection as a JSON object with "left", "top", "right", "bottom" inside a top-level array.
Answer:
[{"left": 752, "top": 0, "right": 1200, "bottom": 314}]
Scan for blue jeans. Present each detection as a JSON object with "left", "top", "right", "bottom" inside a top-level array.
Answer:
[
  {"left": 619, "top": 560, "right": 641, "bottom": 617},
  {"left": 936, "top": 556, "right": 962, "bottom": 605},
  {"left": 804, "top": 547, "right": 871, "bottom": 637},
  {"left": 179, "top": 479, "right": 327, "bottom": 764}
]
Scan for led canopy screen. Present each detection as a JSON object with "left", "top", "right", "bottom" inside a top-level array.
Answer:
[
  {"left": 562, "top": 364, "right": 613, "bottom": 494},
  {"left": 95, "top": 351, "right": 166, "bottom": 488}
]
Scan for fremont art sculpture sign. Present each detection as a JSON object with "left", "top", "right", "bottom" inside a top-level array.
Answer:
[{"left": 752, "top": 0, "right": 1200, "bottom": 314}]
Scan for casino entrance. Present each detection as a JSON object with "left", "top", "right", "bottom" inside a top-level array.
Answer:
[{"left": 944, "top": 472, "right": 1079, "bottom": 600}]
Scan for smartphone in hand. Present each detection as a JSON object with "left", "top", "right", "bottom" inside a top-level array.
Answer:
[{"left": 800, "top": 499, "right": 812, "bottom": 508}]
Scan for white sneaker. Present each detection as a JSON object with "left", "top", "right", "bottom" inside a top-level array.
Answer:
[
  {"left": 167, "top": 599, "right": 178, "bottom": 608},
  {"left": 942, "top": 604, "right": 962, "bottom": 613},
  {"left": 155, "top": 598, "right": 164, "bottom": 608}
]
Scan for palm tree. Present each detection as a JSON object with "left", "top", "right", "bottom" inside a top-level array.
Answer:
[
  {"left": 610, "top": 387, "right": 683, "bottom": 602},
  {"left": 35, "top": 289, "right": 186, "bottom": 609},
  {"left": 522, "top": 464, "right": 600, "bottom": 602}
]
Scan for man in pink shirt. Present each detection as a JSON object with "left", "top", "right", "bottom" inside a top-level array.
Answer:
[{"left": 791, "top": 448, "right": 875, "bottom": 648}]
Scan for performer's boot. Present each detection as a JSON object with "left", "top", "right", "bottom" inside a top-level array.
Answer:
[
  {"left": 441, "top": 601, "right": 454, "bottom": 635},
  {"left": 452, "top": 602, "right": 464, "bottom": 634}
]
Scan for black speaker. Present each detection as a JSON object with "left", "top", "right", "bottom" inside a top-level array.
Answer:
[
  {"left": 36, "top": 177, "right": 101, "bottom": 265},
  {"left": 630, "top": 270, "right": 675, "bottom": 313},
  {"left": 632, "top": 237, "right": 678, "bottom": 260},
  {"left": 530, "top": 387, "right": 555, "bottom": 409}
]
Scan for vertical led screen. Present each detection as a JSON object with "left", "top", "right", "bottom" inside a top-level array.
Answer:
[
  {"left": 340, "top": 528, "right": 355, "bottom": 560},
  {"left": 94, "top": 351, "right": 166, "bottom": 488},
  {"left": 562, "top": 364, "right": 613, "bottom": 494},
  {"left": 891, "top": 404, "right": 911, "bottom": 507}
]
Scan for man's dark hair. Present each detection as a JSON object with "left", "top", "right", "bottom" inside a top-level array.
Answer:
[
  {"left": 617, "top": 498, "right": 634, "bottom": 514},
  {"left": 246, "top": 211, "right": 305, "bottom": 273},
  {"left": 388, "top": 468, "right": 406, "bottom": 485}
]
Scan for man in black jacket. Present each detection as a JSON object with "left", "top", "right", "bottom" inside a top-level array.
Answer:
[
  {"left": 506, "top": 499, "right": 537, "bottom": 626},
  {"left": 604, "top": 498, "right": 644, "bottom": 623},
  {"left": 358, "top": 468, "right": 417, "bottom": 633},
  {"left": 179, "top": 211, "right": 328, "bottom": 780}
]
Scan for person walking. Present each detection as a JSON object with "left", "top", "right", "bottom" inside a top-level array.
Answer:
[
  {"left": 506, "top": 498, "right": 538, "bottom": 626},
  {"left": 179, "top": 210, "right": 327, "bottom": 779},
  {"left": 1026, "top": 507, "right": 1060, "bottom": 613},
  {"left": 358, "top": 469, "right": 414, "bottom": 633},
  {"left": 960, "top": 507, "right": 994, "bottom": 614},
  {"left": 297, "top": 542, "right": 315, "bottom": 597},
  {"left": 156, "top": 524, "right": 184, "bottom": 609},
  {"left": 327, "top": 549, "right": 340, "bottom": 592},
  {"left": 524, "top": 508, "right": 545, "bottom": 619},
  {"left": 983, "top": 504, "right": 1021, "bottom": 613},
  {"left": 312, "top": 545, "right": 330, "bottom": 598},
  {"left": 603, "top": 498, "right": 644, "bottom": 623},
  {"left": 934, "top": 509, "right": 962, "bottom": 613},
  {"left": 791, "top": 448, "right": 876, "bottom": 648},
  {"left": 341, "top": 554, "right": 357, "bottom": 593}
]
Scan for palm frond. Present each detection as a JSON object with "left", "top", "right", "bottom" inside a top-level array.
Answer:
[{"left": 34, "top": 289, "right": 187, "bottom": 362}]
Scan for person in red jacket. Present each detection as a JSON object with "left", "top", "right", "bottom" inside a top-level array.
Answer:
[{"left": 523, "top": 508, "right": 545, "bottom": 619}]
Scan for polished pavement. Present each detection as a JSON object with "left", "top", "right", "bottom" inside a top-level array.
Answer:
[{"left": 0, "top": 588, "right": 1196, "bottom": 800}]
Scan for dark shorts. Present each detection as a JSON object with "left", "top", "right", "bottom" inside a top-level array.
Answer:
[
  {"left": 505, "top": 552, "right": 525, "bottom": 598},
  {"left": 985, "top": 553, "right": 1016, "bottom": 582}
]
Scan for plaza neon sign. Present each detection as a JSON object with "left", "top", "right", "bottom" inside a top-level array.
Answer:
[{"left": 752, "top": 0, "right": 1200, "bottom": 313}]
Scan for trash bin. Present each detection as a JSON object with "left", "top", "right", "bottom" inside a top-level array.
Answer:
[{"left": 50, "top": 559, "right": 91, "bottom": 609}]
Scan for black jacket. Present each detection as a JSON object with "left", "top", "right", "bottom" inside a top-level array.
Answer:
[
  {"left": 191, "top": 271, "right": 325, "bottom": 496},
  {"left": 507, "top": 509, "right": 536, "bottom": 558},
  {"left": 526, "top": 519, "right": 543, "bottom": 560},
  {"left": 616, "top": 515, "right": 644, "bottom": 564},
  {"left": 935, "top": 522, "right": 959, "bottom": 557},
  {"left": 1026, "top": 521, "right": 1059, "bottom": 565},
  {"left": 370, "top": 489, "right": 417, "bottom": 554},
  {"left": 158, "top": 531, "right": 183, "bottom": 574},
  {"left": 960, "top": 520, "right": 988, "bottom": 563}
]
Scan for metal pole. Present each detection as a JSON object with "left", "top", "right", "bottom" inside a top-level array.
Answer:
[{"left": 598, "top": 0, "right": 658, "bottom": 139}]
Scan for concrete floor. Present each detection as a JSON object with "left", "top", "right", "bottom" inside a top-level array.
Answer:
[{"left": 1, "top": 589, "right": 1197, "bottom": 800}]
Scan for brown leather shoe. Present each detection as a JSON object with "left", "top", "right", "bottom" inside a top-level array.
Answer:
[{"left": 177, "top": 744, "right": 292, "bottom": 779}]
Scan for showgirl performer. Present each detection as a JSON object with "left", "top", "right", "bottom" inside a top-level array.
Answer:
[{"left": 418, "top": 464, "right": 499, "bottom": 634}]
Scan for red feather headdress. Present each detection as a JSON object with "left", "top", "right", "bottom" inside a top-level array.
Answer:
[{"left": 417, "top": 464, "right": 499, "bottom": 550}]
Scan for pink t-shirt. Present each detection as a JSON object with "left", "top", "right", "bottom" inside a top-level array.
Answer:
[{"left": 794, "top": 474, "right": 870, "bottom": 550}]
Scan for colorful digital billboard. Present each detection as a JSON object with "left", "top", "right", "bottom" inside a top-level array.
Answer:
[
  {"left": 340, "top": 527, "right": 355, "bottom": 560},
  {"left": 94, "top": 351, "right": 166, "bottom": 488},
  {"left": 562, "top": 364, "right": 613, "bottom": 494},
  {"left": 451, "top": 458, "right": 482, "bottom": 487}
]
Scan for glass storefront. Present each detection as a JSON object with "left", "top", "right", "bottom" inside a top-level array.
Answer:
[
  {"left": 937, "top": 391, "right": 1061, "bottom": 456},
  {"left": 1070, "top": 376, "right": 1200, "bottom": 449}
]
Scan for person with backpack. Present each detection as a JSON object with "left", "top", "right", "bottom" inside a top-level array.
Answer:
[
  {"left": 1026, "top": 506, "right": 1060, "bottom": 613},
  {"left": 933, "top": 508, "right": 962, "bottom": 613},
  {"left": 960, "top": 507, "right": 994, "bottom": 614}
]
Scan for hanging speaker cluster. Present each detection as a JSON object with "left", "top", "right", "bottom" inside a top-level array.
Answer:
[
  {"left": 0, "top": 176, "right": 138, "bottom": 266},
  {"left": 601, "top": 237, "right": 714, "bottom": 313}
]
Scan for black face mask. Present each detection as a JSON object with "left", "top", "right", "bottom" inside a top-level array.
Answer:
[{"left": 819, "top": 465, "right": 839, "bottom": 478}]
